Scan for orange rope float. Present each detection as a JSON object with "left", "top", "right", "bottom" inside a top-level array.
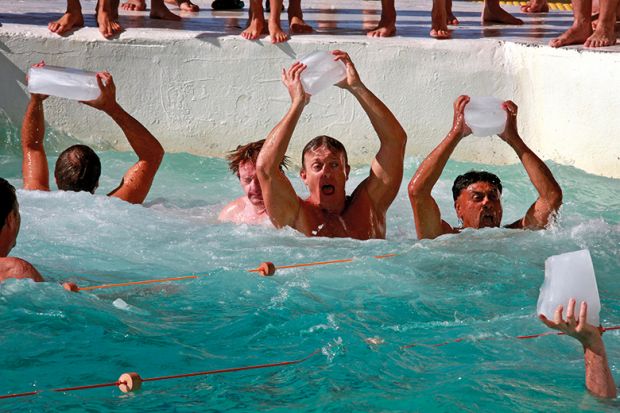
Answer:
[
  {"left": 0, "top": 350, "right": 320, "bottom": 399},
  {"left": 248, "top": 253, "right": 398, "bottom": 276},
  {"left": 402, "top": 325, "right": 620, "bottom": 349}
]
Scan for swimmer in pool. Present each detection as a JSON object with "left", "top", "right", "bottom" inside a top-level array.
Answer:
[
  {"left": 540, "top": 299, "right": 617, "bottom": 398},
  {"left": 219, "top": 139, "right": 289, "bottom": 225},
  {"left": 256, "top": 50, "right": 407, "bottom": 240},
  {"left": 0, "top": 178, "right": 44, "bottom": 283},
  {"left": 22, "top": 65, "right": 164, "bottom": 205},
  {"left": 408, "top": 95, "right": 562, "bottom": 239}
]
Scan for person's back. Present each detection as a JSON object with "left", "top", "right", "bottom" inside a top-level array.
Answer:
[{"left": 0, "top": 178, "right": 43, "bottom": 283}]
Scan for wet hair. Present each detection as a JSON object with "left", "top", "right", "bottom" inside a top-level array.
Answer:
[
  {"left": 0, "top": 178, "right": 17, "bottom": 230},
  {"left": 301, "top": 135, "right": 349, "bottom": 169},
  {"left": 54, "top": 145, "right": 101, "bottom": 193},
  {"left": 452, "top": 170, "right": 503, "bottom": 201},
  {"left": 226, "top": 139, "right": 289, "bottom": 177}
]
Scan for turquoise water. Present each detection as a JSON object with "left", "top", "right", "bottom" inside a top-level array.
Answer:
[{"left": 0, "top": 137, "right": 619, "bottom": 411}]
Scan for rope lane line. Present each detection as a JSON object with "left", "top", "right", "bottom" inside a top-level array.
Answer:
[
  {"left": 402, "top": 325, "right": 620, "bottom": 349},
  {"left": 0, "top": 350, "right": 321, "bottom": 400},
  {"left": 63, "top": 253, "right": 399, "bottom": 291}
]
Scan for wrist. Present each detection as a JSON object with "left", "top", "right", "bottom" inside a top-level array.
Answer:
[
  {"left": 582, "top": 333, "right": 605, "bottom": 354},
  {"left": 349, "top": 82, "right": 367, "bottom": 95},
  {"left": 103, "top": 102, "right": 123, "bottom": 116}
]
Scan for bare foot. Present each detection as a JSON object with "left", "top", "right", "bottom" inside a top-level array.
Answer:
[
  {"left": 289, "top": 15, "right": 313, "bottom": 33},
  {"left": 520, "top": 0, "right": 549, "bottom": 13},
  {"left": 549, "top": 20, "right": 593, "bottom": 47},
  {"left": 446, "top": 0, "right": 459, "bottom": 25},
  {"left": 121, "top": 0, "right": 146, "bottom": 11},
  {"left": 150, "top": 0, "right": 182, "bottom": 20},
  {"left": 482, "top": 4, "right": 524, "bottom": 24},
  {"left": 367, "top": 18, "right": 396, "bottom": 37},
  {"left": 431, "top": 2, "right": 451, "bottom": 38},
  {"left": 97, "top": 1, "right": 123, "bottom": 39},
  {"left": 48, "top": 10, "right": 84, "bottom": 34},
  {"left": 165, "top": 0, "right": 200, "bottom": 11},
  {"left": 585, "top": 21, "right": 617, "bottom": 47},
  {"left": 241, "top": 14, "right": 266, "bottom": 39},
  {"left": 269, "top": 20, "right": 289, "bottom": 42}
]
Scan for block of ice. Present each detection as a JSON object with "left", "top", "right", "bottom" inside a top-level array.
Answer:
[
  {"left": 537, "top": 249, "right": 601, "bottom": 325},
  {"left": 464, "top": 96, "right": 507, "bottom": 137},
  {"left": 27, "top": 65, "right": 100, "bottom": 101},
  {"left": 299, "top": 51, "right": 346, "bottom": 96}
]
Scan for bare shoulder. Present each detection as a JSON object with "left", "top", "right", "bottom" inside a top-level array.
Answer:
[
  {"left": 0, "top": 257, "right": 44, "bottom": 282},
  {"left": 218, "top": 197, "right": 246, "bottom": 222}
]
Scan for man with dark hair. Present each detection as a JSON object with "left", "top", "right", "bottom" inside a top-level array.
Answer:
[
  {"left": 256, "top": 50, "right": 407, "bottom": 240},
  {"left": 408, "top": 95, "right": 563, "bottom": 239},
  {"left": 22, "top": 68, "right": 164, "bottom": 205},
  {"left": 0, "top": 178, "right": 44, "bottom": 283},
  {"left": 219, "top": 139, "right": 289, "bottom": 225}
]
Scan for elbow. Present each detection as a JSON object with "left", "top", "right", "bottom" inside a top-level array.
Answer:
[
  {"left": 407, "top": 175, "right": 426, "bottom": 200},
  {"left": 547, "top": 187, "right": 563, "bottom": 211}
]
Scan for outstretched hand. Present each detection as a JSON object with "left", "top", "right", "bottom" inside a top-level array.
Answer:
[
  {"left": 282, "top": 62, "right": 310, "bottom": 105},
  {"left": 451, "top": 95, "right": 472, "bottom": 138},
  {"left": 539, "top": 299, "right": 604, "bottom": 351},
  {"left": 28, "top": 61, "right": 49, "bottom": 102},
  {"left": 498, "top": 100, "right": 519, "bottom": 142},
  {"left": 81, "top": 72, "right": 119, "bottom": 113},
  {"left": 332, "top": 50, "right": 363, "bottom": 91}
]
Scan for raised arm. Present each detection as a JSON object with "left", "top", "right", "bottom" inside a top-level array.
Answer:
[
  {"left": 256, "top": 63, "right": 308, "bottom": 228},
  {"left": 22, "top": 64, "right": 50, "bottom": 191},
  {"left": 500, "top": 101, "right": 562, "bottom": 229},
  {"left": 81, "top": 72, "right": 164, "bottom": 204},
  {"left": 540, "top": 299, "right": 617, "bottom": 399},
  {"left": 408, "top": 96, "right": 471, "bottom": 239},
  {"left": 332, "top": 50, "right": 407, "bottom": 212}
]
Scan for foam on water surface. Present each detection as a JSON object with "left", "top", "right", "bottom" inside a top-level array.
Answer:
[{"left": 0, "top": 145, "right": 619, "bottom": 411}]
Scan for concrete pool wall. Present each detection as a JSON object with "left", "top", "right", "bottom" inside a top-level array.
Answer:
[{"left": 1, "top": 11, "right": 619, "bottom": 178}]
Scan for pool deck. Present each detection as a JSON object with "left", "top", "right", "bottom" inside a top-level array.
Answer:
[{"left": 1, "top": 0, "right": 619, "bottom": 178}]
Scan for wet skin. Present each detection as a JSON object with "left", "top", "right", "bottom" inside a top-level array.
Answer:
[{"left": 455, "top": 182, "right": 503, "bottom": 229}]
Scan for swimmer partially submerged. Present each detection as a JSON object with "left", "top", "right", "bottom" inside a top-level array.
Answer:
[
  {"left": 219, "top": 139, "right": 289, "bottom": 225},
  {"left": 256, "top": 50, "right": 407, "bottom": 240}
]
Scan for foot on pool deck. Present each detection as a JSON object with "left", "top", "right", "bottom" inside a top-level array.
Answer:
[
  {"left": 584, "top": 22, "right": 618, "bottom": 47},
  {"left": 96, "top": 0, "right": 123, "bottom": 39},
  {"left": 549, "top": 20, "right": 593, "bottom": 47},
  {"left": 520, "top": 0, "right": 549, "bottom": 13},
  {"left": 431, "top": 0, "right": 452, "bottom": 39},
  {"left": 241, "top": 11, "right": 266, "bottom": 40},
  {"left": 269, "top": 20, "right": 289, "bottom": 42},
  {"left": 482, "top": 3, "right": 524, "bottom": 25},
  {"left": 48, "top": 9, "right": 85, "bottom": 34},
  {"left": 150, "top": 0, "right": 182, "bottom": 20},
  {"left": 367, "top": 17, "right": 397, "bottom": 37},
  {"left": 289, "top": 16, "right": 313, "bottom": 34},
  {"left": 121, "top": 0, "right": 146, "bottom": 11},
  {"left": 446, "top": 0, "right": 459, "bottom": 25},
  {"left": 165, "top": 0, "right": 200, "bottom": 11}
]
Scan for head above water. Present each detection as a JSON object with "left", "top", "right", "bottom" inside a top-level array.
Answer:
[
  {"left": 54, "top": 145, "right": 101, "bottom": 194},
  {"left": 300, "top": 136, "right": 351, "bottom": 213},
  {"left": 0, "top": 178, "right": 20, "bottom": 256},
  {"left": 227, "top": 139, "right": 289, "bottom": 207},
  {"left": 452, "top": 171, "right": 503, "bottom": 229}
]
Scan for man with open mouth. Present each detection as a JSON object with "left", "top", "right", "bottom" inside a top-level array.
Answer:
[
  {"left": 256, "top": 50, "right": 407, "bottom": 240},
  {"left": 408, "top": 95, "right": 563, "bottom": 240}
]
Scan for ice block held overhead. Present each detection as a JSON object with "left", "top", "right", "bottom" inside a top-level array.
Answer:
[
  {"left": 537, "top": 249, "right": 601, "bottom": 326},
  {"left": 464, "top": 96, "right": 507, "bottom": 137},
  {"left": 27, "top": 65, "right": 101, "bottom": 101},
  {"left": 299, "top": 51, "right": 346, "bottom": 96}
]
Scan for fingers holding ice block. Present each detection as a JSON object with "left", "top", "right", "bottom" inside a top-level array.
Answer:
[
  {"left": 27, "top": 65, "right": 101, "bottom": 101},
  {"left": 537, "top": 249, "right": 601, "bottom": 326},
  {"left": 299, "top": 51, "right": 346, "bottom": 96},
  {"left": 464, "top": 96, "right": 507, "bottom": 137}
]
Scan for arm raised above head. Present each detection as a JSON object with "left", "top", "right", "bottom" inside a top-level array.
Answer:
[
  {"left": 540, "top": 299, "right": 617, "bottom": 399},
  {"left": 256, "top": 63, "right": 309, "bottom": 229},
  {"left": 81, "top": 72, "right": 164, "bottom": 204},
  {"left": 500, "top": 101, "right": 562, "bottom": 230},
  {"left": 408, "top": 96, "right": 471, "bottom": 240},
  {"left": 331, "top": 50, "right": 408, "bottom": 214},
  {"left": 22, "top": 62, "right": 51, "bottom": 192}
]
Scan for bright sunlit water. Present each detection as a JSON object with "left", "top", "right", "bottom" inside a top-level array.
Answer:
[{"left": 0, "top": 130, "right": 619, "bottom": 411}]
